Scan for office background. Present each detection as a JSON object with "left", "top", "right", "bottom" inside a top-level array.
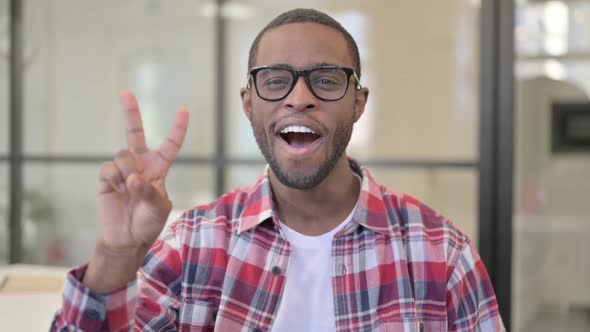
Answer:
[{"left": 1, "top": 1, "right": 589, "bottom": 331}]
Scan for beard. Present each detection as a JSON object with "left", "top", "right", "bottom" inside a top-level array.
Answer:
[{"left": 250, "top": 111, "right": 354, "bottom": 190}]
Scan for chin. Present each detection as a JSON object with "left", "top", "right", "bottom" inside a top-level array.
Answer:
[{"left": 270, "top": 157, "right": 334, "bottom": 190}]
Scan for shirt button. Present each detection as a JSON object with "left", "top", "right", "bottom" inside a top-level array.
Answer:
[
  {"left": 271, "top": 266, "right": 281, "bottom": 275},
  {"left": 253, "top": 328, "right": 263, "bottom": 332},
  {"left": 211, "top": 310, "right": 217, "bottom": 321}
]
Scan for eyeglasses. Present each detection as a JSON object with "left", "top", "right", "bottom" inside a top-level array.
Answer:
[{"left": 248, "top": 66, "right": 361, "bottom": 102}]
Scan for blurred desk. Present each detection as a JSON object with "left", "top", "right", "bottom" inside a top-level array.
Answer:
[{"left": 0, "top": 264, "right": 68, "bottom": 331}]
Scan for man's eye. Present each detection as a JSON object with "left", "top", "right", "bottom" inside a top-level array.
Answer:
[
  {"left": 316, "top": 78, "right": 338, "bottom": 85},
  {"left": 264, "top": 79, "right": 289, "bottom": 87},
  {"left": 264, "top": 78, "right": 287, "bottom": 85},
  {"left": 313, "top": 77, "right": 341, "bottom": 90}
]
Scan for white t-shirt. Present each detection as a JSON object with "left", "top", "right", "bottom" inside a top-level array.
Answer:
[{"left": 271, "top": 205, "right": 357, "bottom": 332}]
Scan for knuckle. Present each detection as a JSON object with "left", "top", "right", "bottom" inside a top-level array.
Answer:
[
  {"left": 99, "top": 162, "right": 120, "bottom": 180},
  {"left": 114, "top": 151, "right": 136, "bottom": 171},
  {"left": 132, "top": 146, "right": 149, "bottom": 154}
]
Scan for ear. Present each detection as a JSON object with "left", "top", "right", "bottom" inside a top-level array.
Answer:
[
  {"left": 353, "top": 87, "right": 369, "bottom": 123},
  {"left": 240, "top": 87, "right": 253, "bottom": 121}
]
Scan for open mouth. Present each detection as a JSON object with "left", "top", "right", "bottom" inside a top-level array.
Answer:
[{"left": 278, "top": 125, "right": 321, "bottom": 149}]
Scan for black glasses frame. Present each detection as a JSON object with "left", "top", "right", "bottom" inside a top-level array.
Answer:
[{"left": 248, "top": 65, "right": 361, "bottom": 102}]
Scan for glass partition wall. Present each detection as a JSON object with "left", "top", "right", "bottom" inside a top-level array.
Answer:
[
  {"left": 513, "top": 1, "right": 590, "bottom": 331},
  {"left": 6, "top": 0, "right": 216, "bottom": 265},
  {"left": 4, "top": 0, "right": 482, "bottom": 270}
]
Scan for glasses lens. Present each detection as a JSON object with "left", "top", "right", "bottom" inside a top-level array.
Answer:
[
  {"left": 255, "top": 68, "right": 293, "bottom": 100},
  {"left": 309, "top": 68, "right": 348, "bottom": 100}
]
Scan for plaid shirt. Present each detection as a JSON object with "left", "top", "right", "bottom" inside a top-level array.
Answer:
[{"left": 52, "top": 160, "right": 505, "bottom": 331}]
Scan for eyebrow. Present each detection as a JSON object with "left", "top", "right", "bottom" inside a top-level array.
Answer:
[{"left": 266, "top": 62, "right": 341, "bottom": 70}]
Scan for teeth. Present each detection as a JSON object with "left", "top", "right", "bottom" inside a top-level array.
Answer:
[{"left": 280, "top": 125, "right": 317, "bottom": 135}]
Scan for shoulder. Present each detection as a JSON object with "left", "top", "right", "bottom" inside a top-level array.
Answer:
[
  {"left": 166, "top": 184, "right": 258, "bottom": 245},
  {"left": 378, "top": 182, "right": 471, "bottom": 265}
]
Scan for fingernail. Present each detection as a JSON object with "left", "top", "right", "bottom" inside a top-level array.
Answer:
[{"left": 119, "top": 90, "right": 135, "bottom": 109}]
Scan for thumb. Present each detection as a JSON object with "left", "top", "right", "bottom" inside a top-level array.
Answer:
[{"left": 126, "top": 173, "right": 172, "bottom": 218}]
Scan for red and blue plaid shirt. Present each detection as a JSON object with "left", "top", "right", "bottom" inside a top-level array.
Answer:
[{"left": 52, "top": 160, "right": 505, "bottom": 331}]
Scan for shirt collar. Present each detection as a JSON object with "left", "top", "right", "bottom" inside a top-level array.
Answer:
[{"left": 237, "top": 158, "right": 402, "bottom": 238}]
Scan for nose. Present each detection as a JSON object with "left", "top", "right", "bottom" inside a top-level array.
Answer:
[{"left": 284, "top": 77, "right": 317, "bottom": 111}]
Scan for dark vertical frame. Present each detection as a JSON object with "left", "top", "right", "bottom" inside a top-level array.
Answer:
[
  {"left": 478, "top": 0, "right": 514, "bottom": 328},
  {"left": 214, "top": 0, "right": 227, "bottom": 197},
  {"left": 8, "top": 0, "right": 23, "bottom": 263}
]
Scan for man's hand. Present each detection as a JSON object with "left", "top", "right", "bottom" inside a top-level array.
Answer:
[{"left": 84, "top": 91, "right": 189, "bottom": 292}]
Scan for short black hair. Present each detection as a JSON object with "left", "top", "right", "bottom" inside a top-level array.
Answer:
[{"left": 248, "top": 8, "right": 361, "bottom": 78}]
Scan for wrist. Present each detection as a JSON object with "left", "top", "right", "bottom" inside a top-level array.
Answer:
[{"left": 82, "top": 241, "right": 148, "bottom": 293}]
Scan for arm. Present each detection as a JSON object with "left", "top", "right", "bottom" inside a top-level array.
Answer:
[
  {"left": 50, "top": 91, "right": 189, "bottom": 331},
  {"left": 446, "top": 241, "right": 506, "bottom": 332},
  {"left": 50, "top": 226, "right": 183, "bottom": 332},
  {"left": 50, "top": 265, "right": 139, "bottom": 332}
]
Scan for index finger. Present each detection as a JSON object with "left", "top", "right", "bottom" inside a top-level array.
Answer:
[{"left": 120, "top": 90, "right": 149, "bottom": 154}]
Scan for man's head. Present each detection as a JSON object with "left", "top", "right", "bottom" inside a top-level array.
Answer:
[
  {"left": 248, "top": 8, "right": 362, "bottom": 79},
  {"left": 241, "top": 9, "right": 369, "bottom": 190}
]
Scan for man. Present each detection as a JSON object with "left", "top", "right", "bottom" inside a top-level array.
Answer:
[{"left": 52, "top": 8, "right": 505, "bottom": 332}]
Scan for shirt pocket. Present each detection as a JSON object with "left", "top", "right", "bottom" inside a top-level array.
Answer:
[
  {"left": 380, "top": 316, "right": 447, "bottom": 332},
  {"left": 178, "top": 299, "right": 217, "bottom": 331}
]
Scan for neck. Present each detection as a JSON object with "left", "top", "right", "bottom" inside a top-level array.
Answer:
[{"left": 269, "top": 157, "right": 360, "bottom": 236}]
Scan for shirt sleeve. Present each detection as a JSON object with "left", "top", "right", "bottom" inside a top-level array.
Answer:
[
  {"left": 50, "top": 223, "right": 184, "bottom": 332},
  {"left": 446, "top": 241, "right": 506, "bottom": 332},
  {"left": 49, "top": 265, "right": 138, "bottom": 332}
]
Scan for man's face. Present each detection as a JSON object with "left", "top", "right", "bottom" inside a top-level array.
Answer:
[{"left": 241, "top": 23, "right": 368, "bottom": 190}]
